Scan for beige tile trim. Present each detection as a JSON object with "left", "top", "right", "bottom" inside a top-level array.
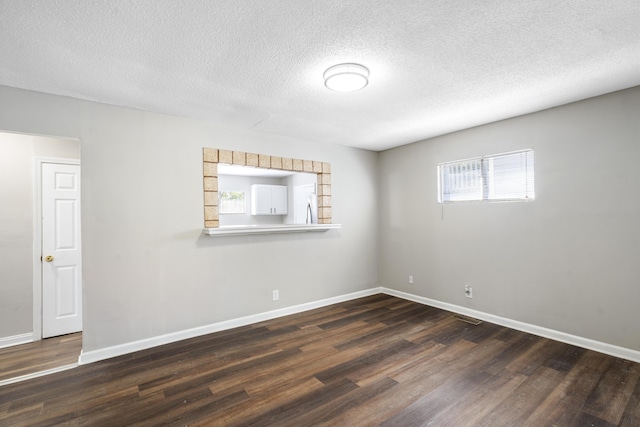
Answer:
[{"left": 203, "top": 148, "right": 332, "bottom": 228}]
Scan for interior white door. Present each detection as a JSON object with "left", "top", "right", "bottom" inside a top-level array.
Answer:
[{"left": 42, "top": 162, "right": 82, "bottom": 338}]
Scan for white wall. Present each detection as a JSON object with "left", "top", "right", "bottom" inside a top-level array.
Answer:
[
  {"left": 379, "top": 86, "right": 640, "bottom": 352},
  {"left": 218, "top": 175, "right": 285, "bottom": 226},
  {"left": 0, "top": 132, "right": 80, "bottom": 338},
  {"left": 0, "top": 85, "right": 379, "bottom": 353},
  {"left": 218, "top": 172, "right": 317, "bottom": 226}
]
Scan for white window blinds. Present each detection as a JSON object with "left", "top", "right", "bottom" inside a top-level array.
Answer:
[
  {"left": 485, "top": 150, "right": 535, "bottom": 201},
  {"left": 439, "top": 158, "right": 483, "bottom": 202},
  {"left": 438, "top": 149, "right": 535, "bottom": 203}
]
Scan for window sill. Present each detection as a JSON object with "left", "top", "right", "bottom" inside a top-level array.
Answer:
[{"left": 203, "top": 224, "right": 342, "bottom": 237}]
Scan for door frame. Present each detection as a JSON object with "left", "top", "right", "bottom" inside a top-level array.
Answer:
[{"left": 32, "top": 157, "right": 81, "bottom": 340}]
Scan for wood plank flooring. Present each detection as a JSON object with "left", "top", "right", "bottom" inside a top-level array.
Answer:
[
  {"left": 0, "top": 333, "right": 81, "bottom": 382},
  {"left": 1, "top": 295, "right": 639, "bottom": 426}
]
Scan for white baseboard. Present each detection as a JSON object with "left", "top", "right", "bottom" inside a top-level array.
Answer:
[
  {"left": 79, "top": 287, "right": 382, "bottom": 365},
  {"left": 0, "top": 332, "right": 33, "bottom": 350},
  {"left": 0, "top": 364, "right": 77, "bottom": 387},
  {"left": 381, "top": 287, "right": 640, "bottom": 364},
  {"left": 78, "top": 286, "right": 640, "bottom": 366}
]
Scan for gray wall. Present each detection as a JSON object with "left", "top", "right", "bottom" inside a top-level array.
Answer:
[
  {"left": 0, "top": 132, "right": 80, "bottom": 338},
  {"left": 0, "top": 85, "right": 379, "bottom": 352},
  {"left": 379, "top": 86, "right": 640, "bottom": 352},
  {"left": 3, "top": 81, "right": 637, "bottom": 356}
]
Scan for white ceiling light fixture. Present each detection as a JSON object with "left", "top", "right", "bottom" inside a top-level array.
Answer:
[{"left": 324, "top": 63, "right": 369, "bottom": 92}]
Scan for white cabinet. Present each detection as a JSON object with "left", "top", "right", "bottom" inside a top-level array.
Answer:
[
  {"left": 271, "top": 185, "right": 288, "bottom": 214},
  {"left": 251, "top": 185, "right": 288, "bottom": 215}
]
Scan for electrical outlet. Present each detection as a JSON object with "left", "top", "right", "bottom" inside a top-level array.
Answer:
[
  {"left": 408, "top": 275, "right": 414, "bottom": 284},
  {"left": 464, "top": 285, "right": 473, "bottom": 298},
  {"left": 272, "top": 290, "right": 279, "bottom": 301}
]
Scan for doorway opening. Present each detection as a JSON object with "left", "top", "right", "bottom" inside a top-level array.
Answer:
[{"left": 0, "top": 131, "right": 82, "bottom": 384}]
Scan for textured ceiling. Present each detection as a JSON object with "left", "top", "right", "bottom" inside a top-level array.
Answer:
[{"left": 0, "top": 1, "right": 639, "bottom": 151}]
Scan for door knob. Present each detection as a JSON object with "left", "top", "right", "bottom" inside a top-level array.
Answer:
[{"left": 45, "top": 255, "right": 54, "bottom": 262}]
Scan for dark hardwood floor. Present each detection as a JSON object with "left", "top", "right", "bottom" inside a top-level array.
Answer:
[
  {"left": 0, "top": 332, "right": 81, "bottom": 383},
  {"left": 1, "top": 295, "right": 638, "bottom": 426}
]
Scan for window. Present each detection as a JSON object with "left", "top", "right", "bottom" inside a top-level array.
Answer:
[
  {"left": 438, "top": 149, "right": 534, "bottom": 203},
  {"left": 219, "top": 191, "right": 246, "bottom": 214}
]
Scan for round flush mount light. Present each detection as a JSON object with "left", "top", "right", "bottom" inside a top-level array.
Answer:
[{"left": 323, "top": 63, "right": 369, "bottom": 92}]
